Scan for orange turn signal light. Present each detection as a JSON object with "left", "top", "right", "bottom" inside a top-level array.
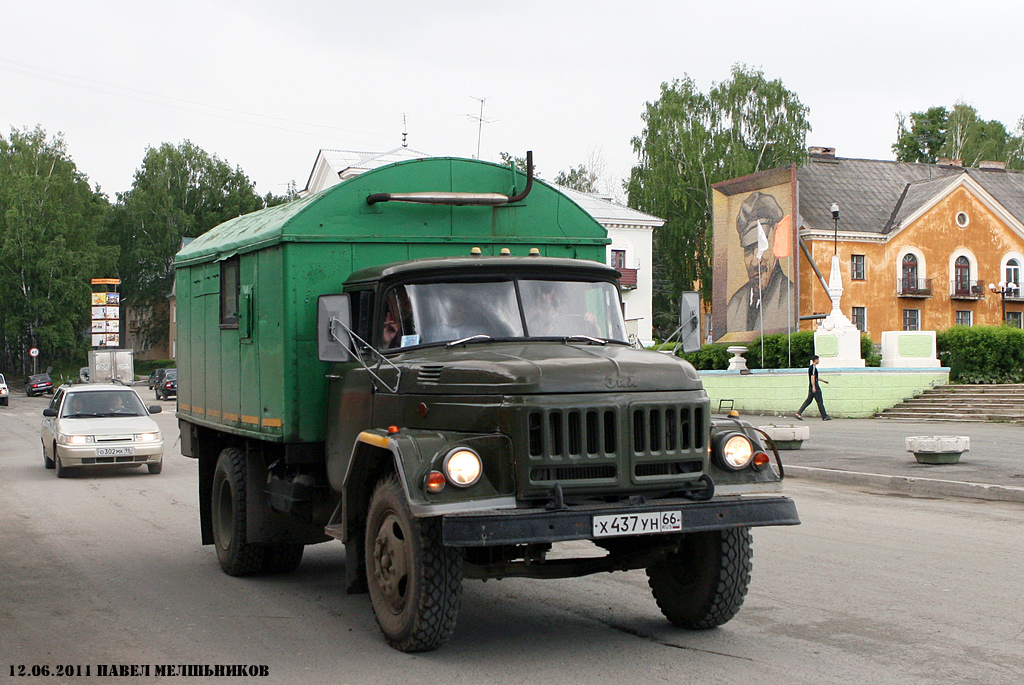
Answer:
[
  {"left": 387, "top": 425, "right": 400, "bottom": 434},
  {"left": 752, "top": 452, "right": 770, "bottom": 469},
  {"left": 426, "top": 470, "right": 446, "bottom": 493}
]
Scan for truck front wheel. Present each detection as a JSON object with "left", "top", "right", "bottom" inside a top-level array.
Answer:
[
  {"left": 365, "top": 474, "right": 463, "bottom": 652},
  {"left": 646, "top": 527, "right": 752, "bottom": 630},
  {"left": 211, "top": 447, "right": 264, "bottom": 576}
]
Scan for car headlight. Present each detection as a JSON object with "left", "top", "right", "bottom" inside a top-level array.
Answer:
[
  {"left": 60, "top": 434, "right": 94, "bottom": 445},
  {"left": 443, "top": 448, "right": 482, "bottom": 487},
  {"left": 714, "top": 433, "right": 754, "bottom": 470},
  {"left": 0, "top": 387, "right": 7, "bottom": 395},
  {"left": 135, "top": 432, "right": 160, "bottom": 442}
]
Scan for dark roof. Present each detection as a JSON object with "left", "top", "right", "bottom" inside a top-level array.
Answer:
[{"left": 797, "top": 157, "right": 961, "bottom": 234}]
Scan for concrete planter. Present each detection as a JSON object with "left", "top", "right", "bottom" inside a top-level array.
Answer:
[
  {"left": 905, "top": 435, "right": 969, "bottom": 464},
  {"left": 758, "top": 424, "right": 810, "bottom": 450}
]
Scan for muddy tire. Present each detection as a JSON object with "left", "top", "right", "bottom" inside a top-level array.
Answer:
[
  {"left": 211, "top": 447, "right": 264, "bottom": 576},
  {"left": 55, "top": 452, "right": 70, "bottom": 478},
  {"left": 365, "top": 474, "right": 463, "bottom": 652},
  {"left": 647, "top": 527, "right": 752, "bottom": 629}
]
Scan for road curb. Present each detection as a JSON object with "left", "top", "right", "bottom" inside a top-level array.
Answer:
[{"left": 785, "top": 465, "right": 1024, "bottom": 504}]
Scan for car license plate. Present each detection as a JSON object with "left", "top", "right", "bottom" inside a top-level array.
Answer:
[
  {"left": 593, "top": 510, "right": 682, "bottom": 538},
  {"left": 97, "top": 446, "right": 134, "bottom": 457}
]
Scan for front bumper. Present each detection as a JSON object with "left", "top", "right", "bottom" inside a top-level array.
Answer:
[
  {"left": 56, "top": 440, "right": 164, "bottom": 467},
  {"left": 442, "top": 494, "right": 799, "bottom": 547}
]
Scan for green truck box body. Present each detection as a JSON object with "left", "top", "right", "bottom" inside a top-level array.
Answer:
[{"left": 174, "top": 157, "right": 609, "bottom": 444}]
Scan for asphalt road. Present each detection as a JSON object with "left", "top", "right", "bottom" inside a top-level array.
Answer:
[{"left": 1, "top": 394, "right": 1022, "bottom": 684}]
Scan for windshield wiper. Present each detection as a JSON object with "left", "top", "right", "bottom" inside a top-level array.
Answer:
[
  {"left": 446, "top": 334, "right": 493, "bottom": 347},
  {"left": 563, "top": 335, "right": 608, "bottom": 345}
]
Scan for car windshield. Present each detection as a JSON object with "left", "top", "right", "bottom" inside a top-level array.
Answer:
[
  {"left": 164, "top": 370, "right": 177, "bottom": 380},
  {"left": 62, "top": 391, "right": 148, "bottom": 418},
  {"left": 380, "top": 279, "right": 627, "bottom": 349}
]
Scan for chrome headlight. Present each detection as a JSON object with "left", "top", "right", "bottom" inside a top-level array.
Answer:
[
  {"left": 60, "top": 434, "right": 94, "bottom": 445},
  {"left": 443, "top": 448, "right": 482, "bottom": 487},
  {"left": 714, "top": 433, "right": 754, "bottom": 470}
]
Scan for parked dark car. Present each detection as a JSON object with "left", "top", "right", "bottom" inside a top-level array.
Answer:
[
  {"left": 155, "top": 369, "right": 177, "bottom": 401},
  {"left": 26, "top": 373, "right": 54, "bottom": 397},
  {"left": 147, "top": 368, "right": 169, "bottom": 390}
]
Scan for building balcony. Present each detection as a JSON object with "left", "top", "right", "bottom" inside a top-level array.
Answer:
[
  {"left": 1004, "top": 287, "right": 1024, "bottom": 302},
  {"left": 618, "top": 268, "right": 638, "bottom": 289},
  {"left": 950, "top": 280, "right": 984, "bottom": 300},
  {"left": 897, "top": 277, "right": 932, "bottom": 298}
]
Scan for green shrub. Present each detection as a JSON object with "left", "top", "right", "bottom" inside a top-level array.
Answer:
[
  {"left": 937, "top": 326, "right": 1024, "bottom": 383},
  {"left": 675, "top": 332, "right": 880, "bottom": 370},
  {"left": 136, "top": 359, "right": 176, "bottom": 376}
]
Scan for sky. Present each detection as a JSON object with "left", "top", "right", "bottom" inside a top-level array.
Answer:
[{"left": 3, "top": 1, "right": 1024, "bottom": 202}]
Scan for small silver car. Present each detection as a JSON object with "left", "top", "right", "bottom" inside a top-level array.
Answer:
[{"left": 41, "top": 384, "right": 164, "bottom": 477}]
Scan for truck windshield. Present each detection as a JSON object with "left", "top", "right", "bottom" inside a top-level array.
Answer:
[{"left": 381, "top": 279, "right": 627, "bottom": 348}]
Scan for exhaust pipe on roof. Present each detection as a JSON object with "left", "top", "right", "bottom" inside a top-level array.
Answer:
[{"left": 367, "top": 151, "right": 534, "bottom": 206}]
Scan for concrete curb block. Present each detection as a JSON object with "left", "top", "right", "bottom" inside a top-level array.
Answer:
[{"left": 785, "top": 465, "right": 1024, "bottom": 504}]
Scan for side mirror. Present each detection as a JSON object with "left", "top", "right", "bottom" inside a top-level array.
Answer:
[
  {"left": 148, "top": 406, "right": 162, "bottom": 414},
  {"left": 43, "top": 408, "right": 57, "bottom": 417},
  {"left": 679, "top": 291, "right": 702, "bottom": 354},
  {"left": 318, "top": 294, "right": 352, "bottom": 362}
]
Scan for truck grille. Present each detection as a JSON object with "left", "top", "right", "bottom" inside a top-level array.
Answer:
[
  {"left": 527, "top": 404, "right": 704, "bottom": 459},
  {"left": 522, "top": 400, "right": 708, "bottom": 491}
]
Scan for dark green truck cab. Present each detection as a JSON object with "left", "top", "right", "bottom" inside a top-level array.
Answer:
[{"left": 175, "top": 155, "right": 798, "bottom": 652}]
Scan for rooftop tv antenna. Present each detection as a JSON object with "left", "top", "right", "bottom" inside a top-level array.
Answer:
[
  {"left": 467, "top": 96, "right": 495, "bottom": 159},
  {"left": 401, "top": 113, "right": 408, "bottom": 148}
]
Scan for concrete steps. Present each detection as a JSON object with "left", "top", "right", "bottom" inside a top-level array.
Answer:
[{"left": 875, "top": 384, "right": 1024, "bottom": 423}]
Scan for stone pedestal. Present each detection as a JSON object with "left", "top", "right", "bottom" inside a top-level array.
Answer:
[
  {"left": 726, "top": 346, "right": 749, "bottom": 373},
  {"left": 758, "top": 424, "right": 810, "bottom": 450},
  {"left": 905, "top": 435, "right": 969, "bottom": 464},
  {"left": 814, "top": 254, "right": 865, "bottom": 368},
  {"left": 881, "top": 331, "right": 941, "bottom": 368}
]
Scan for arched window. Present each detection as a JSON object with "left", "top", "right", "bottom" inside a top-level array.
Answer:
[
  {"left": 901, "top": 254, "right": 918, "bottom": 293},
  {"left": 954, "top": 256, "right": 971, "bottom": 296},
  {"left": 1006, "top": 259, "right": 1021, "bottom": 297}
]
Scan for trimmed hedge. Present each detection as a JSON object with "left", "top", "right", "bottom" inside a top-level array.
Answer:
[
  {"left": 937, "top": 325, "right": 1024, "bottom": 383},
  {"left": 669, "top": 331, "right": 879, "bottom": 370},
  {"left": 135, "top": 359, "right": 176, "bottom": 376}
]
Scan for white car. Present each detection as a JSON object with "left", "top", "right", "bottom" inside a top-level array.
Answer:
[
  {"left": 0, "top": 372, "right": 9, "bottom": 406},
  {"left": 41, "top": 384, "right": 164, "bottom": 477}
]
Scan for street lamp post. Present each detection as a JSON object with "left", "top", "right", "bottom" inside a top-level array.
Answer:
[
  {"left": 988, "top": 281, "right": 1018, "bottom": 323},
  {"left": 830, "top": 202, "right": 840, "bottom": 255}
]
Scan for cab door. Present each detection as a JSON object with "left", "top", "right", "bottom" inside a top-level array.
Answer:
[{"left": 41, "top": 388, "right": 65, "bottom": 456}]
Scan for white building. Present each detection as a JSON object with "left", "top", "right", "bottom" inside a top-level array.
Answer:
[{"left": 301, "top": 149, "right": 662, "bottom": 345}]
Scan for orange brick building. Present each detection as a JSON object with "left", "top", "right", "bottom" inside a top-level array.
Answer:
[{"left": 712, "top": 149, "right": 1024, "bottom": 343}]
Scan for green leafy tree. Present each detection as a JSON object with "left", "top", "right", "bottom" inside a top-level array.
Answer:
[
  {"left": 553, "top": 164, "right": 600, "bottom": 193},
  {"left": 0, "top": 126, "right": 111, "bottom": 373},
  {"left": 627, "top": 65, "right": 811, "bottom": 334},
  {"left": 892, "top": 106, "right": 948, "bottom": 164},
  {"left": 110, "top": 140, "right": 265, "bottom": 349},
  {"left": 893, "top": 102, "right": 1024, "bottom": 169}
]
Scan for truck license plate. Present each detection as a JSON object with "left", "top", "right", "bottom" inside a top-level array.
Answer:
[
  {"left": 593, "top": 510, "right": 682, "bottom": 538},
  {"left": 97, "top": 446, "right": 134, "bottom": 457}
]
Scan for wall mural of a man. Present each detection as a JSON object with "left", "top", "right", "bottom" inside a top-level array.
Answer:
[{"left": 725, "top": 191, "right": 793, "bottom": 333}]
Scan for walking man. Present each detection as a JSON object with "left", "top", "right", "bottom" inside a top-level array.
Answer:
[{"left": 796, "top": 355, "right": 831, "bottom": 421}]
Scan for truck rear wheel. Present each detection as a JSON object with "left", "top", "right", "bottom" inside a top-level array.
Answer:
[
  {"left": 646, "top": 527, "right": 752, "bottom": 630},
  {"left": 211, "top": 447, "right": 264, "bottom": 576},
  {"left": 365, "top": 474, "right": 463, "bottom": 652}
]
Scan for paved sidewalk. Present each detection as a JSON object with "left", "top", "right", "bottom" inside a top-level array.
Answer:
[{"left": 744, "top": 416, "right": 1024, "bottom": 503}]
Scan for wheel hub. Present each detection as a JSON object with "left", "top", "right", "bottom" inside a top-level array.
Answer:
[{"left": 372, "top": 513, "right": 410, "bottom": 612}]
